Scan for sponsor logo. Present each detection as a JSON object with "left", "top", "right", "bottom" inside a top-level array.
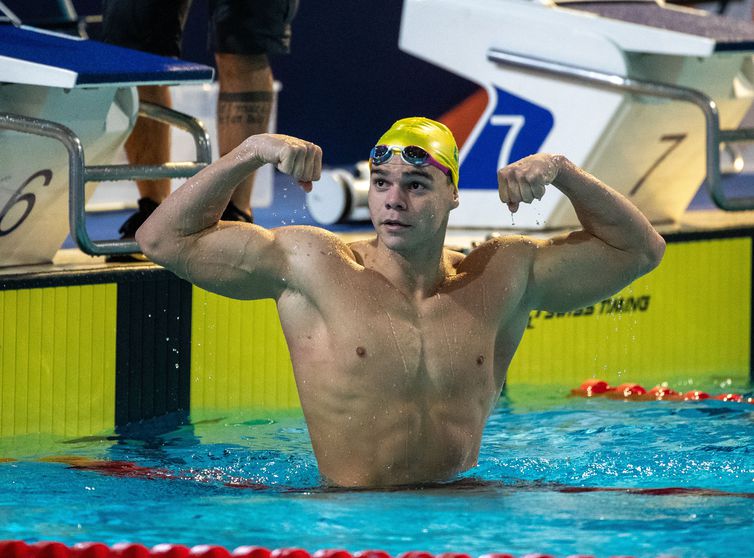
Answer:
[
  {"left": 460, "top": 86, "right": 554, "bottom": 189},
  {"left": 527, "top": 295, "right": 652, "bottom": 329}
]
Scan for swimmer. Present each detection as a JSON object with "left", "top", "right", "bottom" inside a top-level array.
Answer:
[{"left": 136, "top": 117, "right": 665, "bottom": 488}]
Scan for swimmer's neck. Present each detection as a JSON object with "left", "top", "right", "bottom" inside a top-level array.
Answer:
[{"left": 372, "top": 236, "right": 451, "bottom": 300}]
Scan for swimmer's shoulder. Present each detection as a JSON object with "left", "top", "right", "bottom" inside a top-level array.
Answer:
[
  {"left": 273, "top": 225, "right": 360, "bottom": 263},
  {"left": 456, "top": 234, "right": 538, "bottom": 274},
  {"left": 347, "top": 237, "right": 378, "bottom": 267},
  {"left": 444, "top": 247, "right": 466, "bottom": 272}
]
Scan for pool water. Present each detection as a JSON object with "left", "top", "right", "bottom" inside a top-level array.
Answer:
[{"left": 1, "top": 383, "right": 753, "bottom": 558}]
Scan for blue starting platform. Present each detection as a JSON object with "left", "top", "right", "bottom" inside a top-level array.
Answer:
[
  {"left": 0, "top": 24, "right": 214, "bottom": 266},
  {"left": 0, "top": 24, "right": 213, "bottom": 88}
]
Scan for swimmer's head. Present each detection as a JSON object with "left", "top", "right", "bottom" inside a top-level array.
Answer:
[{"left": 370, "top": 117, "right": 459, "bottom": 191}]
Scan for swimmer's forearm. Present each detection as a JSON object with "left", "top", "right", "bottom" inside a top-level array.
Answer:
[
  {"left": 137, "top": 134, "right": 322, "bottom": 266},
  {"left": 139, "top": 131, "right": 310, "bottom": 241},
  {"left": 152, "top": 142, "right": 264, "bottom": 237},
  {"left": 135, "top": 138, "right": 266, "bottom": 271},
  {"left": 552, "top": 156, "right": 665, "bottom": 266},
  {"left": 144, "top": 133, "right": 321, "bottom": 239}
]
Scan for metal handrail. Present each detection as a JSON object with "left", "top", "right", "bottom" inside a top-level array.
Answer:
[
  {"left": 487, "top": 48, "right": 754, "bottom": 211},
  {"left": 73, "top": 101, "right": 211, "bottom": 255},
  {"left": 0, "top": 101, "right": 211, "bottom": 257},
  {"left": 0, "top": 1, "right": 22, "bottom": 26}
]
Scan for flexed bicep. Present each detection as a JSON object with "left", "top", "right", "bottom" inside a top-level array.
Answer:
[
  {"left": 511, "top": 154, "right": 664, "bottom": 311},
  {"left": 136, "top": 133, "right": 326, "bottom": 300},
  {"left": 158, "top": 221, "right": 349, "bottom": 304},
  {"left": 164, "top": 221, "right": 290, "bottom": 301},
  {"left": 528, "top": 232, "right": 648, "bottom": 313}
]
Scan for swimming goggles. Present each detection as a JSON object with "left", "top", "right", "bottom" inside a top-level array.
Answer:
[{"left": 369, "top": 144, "right": 451, "bottom": 178}]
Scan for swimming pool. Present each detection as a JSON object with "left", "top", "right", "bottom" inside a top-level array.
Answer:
[{"left": 1, "top": 383, "right": 752, "bottom": 558}]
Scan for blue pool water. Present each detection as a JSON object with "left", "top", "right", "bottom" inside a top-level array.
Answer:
[{"left": 1, "top": 385, "right": 753, "bottom": 558}]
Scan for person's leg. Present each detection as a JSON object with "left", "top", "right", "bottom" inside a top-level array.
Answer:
[
  {"left": 210, "top": 0, "right": 299, "bottom": 221},
  {"left": 127, "top": 85, "right": 173, "bottom": 205},
  {"left": 215, "top": 52, "right": 274, "bottom": 216},
  {"left": 100, "top": 0, "right": 191, "bottom": 245},
  {"left": 106, "top": 84, "right": 173, "bottom": 247}
]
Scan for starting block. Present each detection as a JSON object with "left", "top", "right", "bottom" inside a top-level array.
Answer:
[
  {"left": 395, "top": 0, "right": 754, "bottom": 229},
  {"left": 0, "top": 23, "right": 214, "bottom": 266}
]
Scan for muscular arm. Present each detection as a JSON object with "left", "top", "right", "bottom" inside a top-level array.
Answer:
[
  {"left": 498, "top": 154, "right": 666, "bottom": 312},
  {"left": 135, "top": 134, "right": 322, "bottom": 300}
]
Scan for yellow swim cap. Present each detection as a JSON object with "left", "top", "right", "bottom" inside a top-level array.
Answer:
[{"left": 375, "top": 117, "right": 459, "bottom": 190}]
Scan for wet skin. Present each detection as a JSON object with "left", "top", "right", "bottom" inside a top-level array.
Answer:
[
  {"left": 275, "top": 159, "right": 536, "bottom": 486},
  {"left": 137, "top": 133, "right": 665, "bottom": 488}
]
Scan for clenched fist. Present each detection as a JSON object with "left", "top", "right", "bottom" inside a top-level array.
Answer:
[
  {"left": 241, "top": 133, "right": 323, "bottom": 192},
  {"left": 497, "top": 153, "right": 562, "bottom": 213}
]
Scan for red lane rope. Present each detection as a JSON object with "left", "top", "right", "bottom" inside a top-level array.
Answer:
[
  {"left": 0, "top": 541, "right": 664, "bottom": 558},
  {"left": 572, "top": 379, "right": 754, "bottom": 403}
]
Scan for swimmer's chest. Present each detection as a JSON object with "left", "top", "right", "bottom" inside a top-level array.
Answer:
[{"left": 320, "top": 281, "right": 499, "bottom": 395}]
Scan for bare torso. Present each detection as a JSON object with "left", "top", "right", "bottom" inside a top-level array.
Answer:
[
  {"left": 276, "top": 234, "right": 532, "bottom": 487},
  {"left": 136, "top": 133, "right": 665, "bottom": 488}
]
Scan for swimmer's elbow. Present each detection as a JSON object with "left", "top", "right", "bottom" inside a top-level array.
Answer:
[
  {"left": 636, "top": 230, "right": 665, "bottom": 276},
  {"left": 135, "top": 219, "right": 180, "bottom": 267},
  {"left": 136, "top": 221, "right": 157, "bottom": 257}
]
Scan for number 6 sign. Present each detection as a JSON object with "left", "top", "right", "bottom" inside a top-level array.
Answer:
[{"left": 0, "top": 169, "right": 53, "bottom": 237}]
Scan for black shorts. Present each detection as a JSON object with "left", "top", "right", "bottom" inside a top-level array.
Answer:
[{"left": 101, "top": 0, "right": 298, "bottom": 57}]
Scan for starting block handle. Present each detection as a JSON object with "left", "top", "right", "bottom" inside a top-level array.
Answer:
[
  {"left": 487, "top": 48, "right": 754, "bottom": 212},
  {"left": 0, "top": 101, "right": 211, "bottom": 257},
  {"left": 78, "top": 100, "right": 211, "bottom": 255},
  {"left": 84, "top": 102, "right": 212, "bottom": 182}
]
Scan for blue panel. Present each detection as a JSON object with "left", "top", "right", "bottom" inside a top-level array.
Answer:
[
  {"left": 460, "top": 87, "right": 553, "bottom": 190},
  {"left": 0, "top": 25, "right": 213, "bottom": 85}
]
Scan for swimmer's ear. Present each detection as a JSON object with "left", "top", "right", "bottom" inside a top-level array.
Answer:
[{"left": 450, "top": 186, "right": 460, "bottom": 209}]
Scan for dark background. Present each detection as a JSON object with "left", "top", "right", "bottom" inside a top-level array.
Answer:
[{"left": 5, "top": 0, "right": 478, "bottom": 165}]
